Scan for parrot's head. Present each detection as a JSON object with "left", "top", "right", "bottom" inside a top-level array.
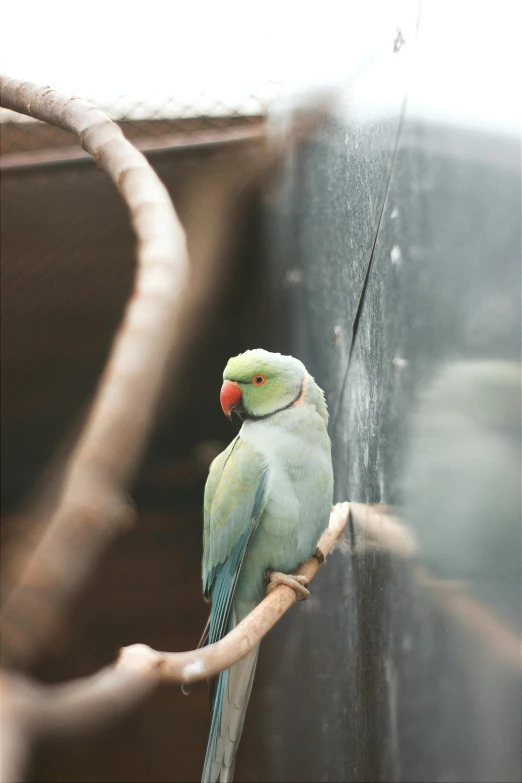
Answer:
[{"left": 220, "top": 349, "right": 306, "bottom": 420}]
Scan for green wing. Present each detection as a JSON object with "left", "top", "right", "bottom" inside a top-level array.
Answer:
[
  {"left": 202, "top": 435, "right": 267, "bottom": 597},
  {"left": 202, "top": 435, "right": 267, "bottom": 642}
]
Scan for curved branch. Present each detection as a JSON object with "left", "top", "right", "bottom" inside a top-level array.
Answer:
[
  {"left": 130, "top": 502, "right": 350, "bottom": 684},
  {"left": 0, "top": 504, "right": 349, "bottom": 782},
  {"left": 0, "top": 76, "right": 191, "bottom": 669}
]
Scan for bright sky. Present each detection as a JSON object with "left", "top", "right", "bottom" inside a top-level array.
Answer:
[{"left": 1, "top": 0, "right": 520, "bottom": 134}]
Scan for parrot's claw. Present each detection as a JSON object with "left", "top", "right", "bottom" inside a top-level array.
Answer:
[{"left": 266, "top": 571, "right": 310, "bottom": 600}]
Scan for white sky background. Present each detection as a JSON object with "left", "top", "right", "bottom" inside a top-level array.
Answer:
[{"left": 1, "top": 0, "right": 520, "bottom": 134}]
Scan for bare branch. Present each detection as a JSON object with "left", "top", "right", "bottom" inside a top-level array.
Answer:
[
  {"left": 0, "top": 504, "right": 349, "bottom": 783},
  {"left": 152, "top": 502, "right": 350, "bottom": 683},
  {"left": 0, "top": 76, "right": 191, "bottom": 669}
]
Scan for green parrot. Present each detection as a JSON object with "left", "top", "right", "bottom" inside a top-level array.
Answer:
[{"left": 200, "top": 349, "right": 334, "bottom": 782}]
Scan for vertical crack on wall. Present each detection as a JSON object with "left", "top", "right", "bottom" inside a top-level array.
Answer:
[{"left": 330, "top": 93, "right": 408, "bottom": 433}]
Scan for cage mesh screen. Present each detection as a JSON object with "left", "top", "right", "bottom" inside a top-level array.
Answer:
[
  {"left": 0, "top": 88, "right": 273, "bottom": 155},
  {"left": 1, "top": 133, "right": 251, "bottom": 511}
]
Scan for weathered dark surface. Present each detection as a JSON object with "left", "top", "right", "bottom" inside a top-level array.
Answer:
[{"left": 238, "top": 5, "right": 521, "bottom": 783}]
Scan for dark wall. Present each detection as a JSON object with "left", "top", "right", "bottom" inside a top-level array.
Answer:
[{"left": 238, "top": 11, "right": 521, "bottom": 783}]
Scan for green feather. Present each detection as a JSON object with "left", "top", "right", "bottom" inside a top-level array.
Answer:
[{"left": 203, "top": 437, "right": 268, "bottom": 599}]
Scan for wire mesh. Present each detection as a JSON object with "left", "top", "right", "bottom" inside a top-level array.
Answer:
[
  {"left": 0, "top": 87, "right": 275, "bottom": 156},
  {"left": 0, "top": 118, "right": 265, "bottom": 513}
]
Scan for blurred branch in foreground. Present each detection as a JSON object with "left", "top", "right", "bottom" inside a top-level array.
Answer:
[
  {"left": 0, "top": 75, "right": 191, "bottom": 669},
  {"left": 349, "top": 503, "right": 522, "bottom": 671},
  {"left": 0, "top": 504, "right": 350, "bottom": 783},
  {"left": 0, "top": 77, "right": 338, "bottom": 673}
]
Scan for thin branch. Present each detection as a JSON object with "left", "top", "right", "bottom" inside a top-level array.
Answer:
[
  {"left": 0, "top": 76, "right": 190, "bottom": 669},
  {"left": 0, "top": 503, "right": 350, "bottom": 783}
]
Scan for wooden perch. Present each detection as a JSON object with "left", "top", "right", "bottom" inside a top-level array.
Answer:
[
  {"left": 0, "top": 503, "right": 350, "bottom": 783},
  {"left": 0, "top": 76, "right": 191, "bottom": 669}
]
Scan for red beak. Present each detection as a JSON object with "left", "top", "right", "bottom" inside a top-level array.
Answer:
[{"left": 220, "top": 380, "right": 243, "bottom": 420}]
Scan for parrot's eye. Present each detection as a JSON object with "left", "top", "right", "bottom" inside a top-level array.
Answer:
[{"left": 252, "top": 374, "right": 266, "bottom": 386}]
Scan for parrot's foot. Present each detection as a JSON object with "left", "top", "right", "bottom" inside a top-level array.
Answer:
[
  {"left": 265, "top": 571, "right": 310, "bottom": 600},
  {"left": 313, "top": 546, "right": 326, "bottom": 565}
]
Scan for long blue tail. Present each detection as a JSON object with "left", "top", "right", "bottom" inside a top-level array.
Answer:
[{"left": 201, "top": 645, "right": 259, "bottom": 783}]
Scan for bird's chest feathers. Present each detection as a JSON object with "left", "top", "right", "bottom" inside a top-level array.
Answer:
[
  {"left": 235, "top": 410, "right": 332, "bottom": 600},
  {"left": 242, "top": 415, "right": 319, "bottom": 482},
  {"left": 241, "top": 412, "right": 330, "bottom": 529}
]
